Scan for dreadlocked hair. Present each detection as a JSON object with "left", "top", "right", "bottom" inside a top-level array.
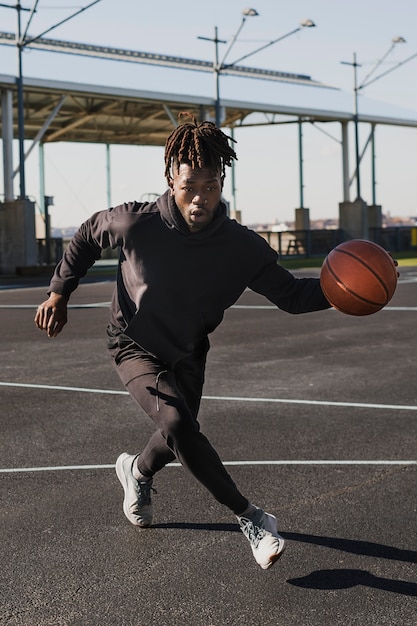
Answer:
[{"left": 164, "top": 112, "right": 237, "bottom": 183}]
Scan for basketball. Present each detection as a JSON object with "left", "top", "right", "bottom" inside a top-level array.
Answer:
[{"left": 320, "top": 239, "right": 398, "bottom": 316}]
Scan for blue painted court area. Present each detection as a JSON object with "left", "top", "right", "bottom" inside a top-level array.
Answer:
[{"left": 1, "top": 267, "right": 416, "bottom": 626}]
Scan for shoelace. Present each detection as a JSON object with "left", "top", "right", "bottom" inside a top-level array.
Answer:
[
  {"left": 238, "top": 516, "right": 267, "bottom": 548},
  {"left": 136, "top": 481, "right": 157, "bottom": 507}
]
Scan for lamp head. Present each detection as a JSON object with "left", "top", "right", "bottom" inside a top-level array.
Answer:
[
  {"left": 242, "top": 8, "right": 259, "bottom": 17},
  {"left": 300, "top": 18, "right": 316, "bottom": 28},
  {"left": 392, "top": 36, "right": 406, "bottom": 44}
]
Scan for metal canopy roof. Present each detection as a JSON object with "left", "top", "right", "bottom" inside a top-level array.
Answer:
[
  {"left": 0, "top": 31, "right": 328, "bottom": 88},
  {"left": 1, "top": 73, "right": 417, "bottom": 151},
  {"left": 0, "top": 73, "right": 252, "bottom": 145}
]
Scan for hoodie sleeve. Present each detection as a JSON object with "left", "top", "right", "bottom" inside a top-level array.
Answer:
[
  {"left": 248, "top": 245, "right": 331, "bottom": 314},
  {"left": 48, "top": 207, "right": 121, "bottom": 299}
]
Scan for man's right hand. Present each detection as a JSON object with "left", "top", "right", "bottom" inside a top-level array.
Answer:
[{"left": 34, "top": 292, "right": 68, "bottom": 337}]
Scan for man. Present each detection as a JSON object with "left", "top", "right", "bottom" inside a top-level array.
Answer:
[{"left": 35, "top": 113, "right": 331, "bottom": 570}]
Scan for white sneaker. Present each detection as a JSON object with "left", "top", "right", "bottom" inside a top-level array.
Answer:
[
  {"left": 115, "top": 453, "right": 155, "bottom": 527},
  {"left": 238, "top": 507, "right": 286, "bottom": 570}
]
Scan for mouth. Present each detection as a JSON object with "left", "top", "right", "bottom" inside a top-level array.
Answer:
[{"left": 190, "top": 207, "right": 206, "bottom": 217}]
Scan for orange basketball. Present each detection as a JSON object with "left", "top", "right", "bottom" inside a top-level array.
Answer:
[{"left": 320, "top": 239, "right": 397, "bottom": 316}]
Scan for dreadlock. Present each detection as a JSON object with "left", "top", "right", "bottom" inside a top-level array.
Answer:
[{"left": 164, "top": 112, "right": 237, "bottom": 183}]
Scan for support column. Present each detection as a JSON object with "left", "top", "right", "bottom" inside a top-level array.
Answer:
[
  {"left": 295, "top": 207, "right": 310, "bottom": 230},
  {"left": 1, "top": 89, "right": 14, "bottom": 201},
  {"left": 39, "top": 142, "right": 46, "bottom": 236},
  {"left": 294, "top": 119, "right": 310, "bottom": 231},
  {"left": 298, "top": 119, "right": 304, "bottom": 209},
  {"left": 368, "top": 204, "right": 382, "bottom": 230},
  {"left": 339, "top": 198, "right": 368, "bottom": 240},
  {"left": 341, "top": 121, "right": 350, "bottom": 202},
  {"left": 371, "top": 124, "right": 377, "bottom": 205},
  {"left": 230, "top": 127, "right": 237, "bottom": 218},
  {"left": 106, "top": 143, "right": 112, "bottom": 207}
]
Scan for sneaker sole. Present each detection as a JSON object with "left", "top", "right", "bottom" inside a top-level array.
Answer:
[{"left": 115, "top": 453, "right": 151, "bottom": 528}]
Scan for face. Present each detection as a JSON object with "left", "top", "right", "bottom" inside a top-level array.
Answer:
[{"left": 169, "top": 163, "right": 224, "bottom": 232}]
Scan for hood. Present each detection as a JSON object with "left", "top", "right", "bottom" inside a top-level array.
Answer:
[{"left": 155, "top": 189, "right": 228, "bottom": 239}]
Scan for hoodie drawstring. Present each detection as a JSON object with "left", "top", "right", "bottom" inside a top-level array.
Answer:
[{"left": 155, "top": 369, "right": 168, "bottom": 411}]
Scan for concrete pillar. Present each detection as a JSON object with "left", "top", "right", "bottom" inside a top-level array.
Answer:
[
  {"left": 0, "top": 199, "right": 37, "bottom": 274},
  {"left": 229, "top": 209, "right": 242, "bottom": 223},
  {"left": 368, "top": 204, "right": 382, "bottom": 230},
  {"left": 295, "top": 207, "right": 310, "bottom": 231},
  {"left": 339, "top": 198, "right": 368, "bottom": 240}
]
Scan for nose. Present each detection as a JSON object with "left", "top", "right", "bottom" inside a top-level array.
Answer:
[{"left": 192, "top": 193, "right": 207, "bottom": 206}]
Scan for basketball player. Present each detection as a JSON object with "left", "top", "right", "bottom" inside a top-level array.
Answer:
[{"left": 35, "top": 113, "right": 331, "bottom": 569}]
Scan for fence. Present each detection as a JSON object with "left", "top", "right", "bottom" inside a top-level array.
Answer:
[
  {"left": 258, "top": 227, "right": 417, "bottom": 258},
  {"left": 36, "top": 238, "right": 63, "bottom": 265},
  {"left": 369, "top": 226, "right": 417, "bottom": 253},
  {"left": 38, "top": 226, "right": 417, "bottom": 266}
]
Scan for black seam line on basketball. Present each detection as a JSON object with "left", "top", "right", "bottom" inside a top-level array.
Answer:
[
  {"left": 324, "top": 265, "right": 388, "bottom": 304},
  {"left": 324, "top": 258, "right": 386, "bottom": 306},
  {"left": 327, "top": 250, "right": 390, "bottom": 302}
]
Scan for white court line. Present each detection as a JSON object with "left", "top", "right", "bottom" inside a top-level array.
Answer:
[
  {"left": 1, "top": 380, "right": 417, "bottom": 412},
  {"left": 380, "top": 307, "right": 417, "bottom": 311},
  {"left": 1, "top": 460, "right": 416, "bottom": 474},
  {"left": 2, "top": 383, "right": 415, "bottom": 474},
  {"left": 398, "top": 277, "right": 417, "bottom": 284}
]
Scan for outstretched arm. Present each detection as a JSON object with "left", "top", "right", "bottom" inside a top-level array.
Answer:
[
  {"left": 34, "top": 207, "right": 120, "bottom": 337},
  {"left": 34, "top": 292, "right": 68, "bottom": 338}
]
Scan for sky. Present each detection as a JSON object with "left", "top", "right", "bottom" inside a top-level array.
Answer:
[{"left": 0, "top": 0, "right": 416, "bottom": 230}]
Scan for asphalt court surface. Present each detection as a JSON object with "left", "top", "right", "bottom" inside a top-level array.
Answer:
[{"left": 1, "top": 266, "right": 416, "bottom": 626}]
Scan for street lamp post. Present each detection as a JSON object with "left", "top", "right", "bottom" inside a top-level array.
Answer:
[
  {"left": 341, "top": 36, "right": 407, "bottom": 203},
  {"left": 341, "top": 52, "right": 362, "bottom": 201},
  {"left": 0, "top": 0, "right": 102, "bottom": 200},
  {"left": 213, "top": 25, "right": 226, "bottom": 128},
  {"left": 198, "top": 8, "right": 259, "bottom": 127},
  {"left": 198, "top": 10, "right": 316, "bottom": 218},
  {"left": 198, "top": 9, "right": 316, "bottom": 127},
  {"left": 0, "top": 0, "right": 33, "bottom": 199},
  {"left": 340, "top": 36, "right": 410, "bottom": 240},
  {"left": 16, "top": 1, "right": 26, "bottom": 199}
]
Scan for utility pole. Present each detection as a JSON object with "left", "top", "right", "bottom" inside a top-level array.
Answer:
[
  {"left": 0, "top": 0, "right": 102, "bottom": 199},
  {"left": 0, "top": 1, "right": 31, "bottom": 198},
  {"left": 198, "top": 26, "right": 226, "bottom": 127},
  {"left": 341, "top": 53, "right": 362, "bottom": 201},
  {"left": 341, "top": 37, "right": 408, "bottom": 205},
  {"left": 16, "top": 2, "right": 27, "bottom": 198}
]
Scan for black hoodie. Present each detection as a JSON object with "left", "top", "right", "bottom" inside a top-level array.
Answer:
[{"left": 49, "top": 190, "right": 330, "bottom": 366}]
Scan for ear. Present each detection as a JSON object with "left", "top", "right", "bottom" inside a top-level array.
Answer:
[{"left": 168, "top": 178, "right": 174, "bottom": 195}]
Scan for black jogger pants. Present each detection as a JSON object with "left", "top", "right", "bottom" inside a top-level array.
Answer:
[{"left": 107, "top": 325, "right": 248, "bottom": 515}]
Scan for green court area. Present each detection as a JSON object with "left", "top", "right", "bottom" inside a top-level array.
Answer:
[{"left": 280, "top": 251, "right": 417, "bottom": 270}]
